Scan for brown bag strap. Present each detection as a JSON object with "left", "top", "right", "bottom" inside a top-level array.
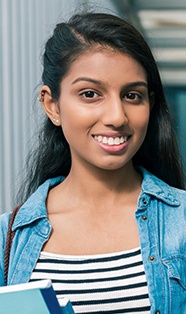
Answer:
[{"left": 4, "top": 205, "right": 22, "bottom": 285}]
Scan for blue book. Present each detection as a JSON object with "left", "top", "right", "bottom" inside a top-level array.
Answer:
[{"left": 0, "top": 279, "right": 75, "bottom": 314}]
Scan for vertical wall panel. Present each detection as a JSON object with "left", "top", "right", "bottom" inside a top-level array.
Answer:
[
  {"left": 0, "top": 0, "right": 80, "bottom": 212},
  {"left": 0, "top": 0, "right": 118, "bottom": 213}
]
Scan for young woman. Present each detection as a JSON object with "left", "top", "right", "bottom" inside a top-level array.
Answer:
[{"left": 0, "top": 12, "right": 185, "bottom": 314}]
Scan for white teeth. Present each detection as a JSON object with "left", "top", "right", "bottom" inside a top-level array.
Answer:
[
  {"left": 108, "top": 137, "right": 114, "bottom": 145},
  {"left": 120, "top": 137, "right": 125, "bottom": 143},
  {"left": 114, "top": 137, "right": 120, "bottom": 145},
  {"left": 94, "top": 135, "right": 128, "bottom": 145},
  {"left": 103, "top": 137, "right": 108, "bottom": 144}
]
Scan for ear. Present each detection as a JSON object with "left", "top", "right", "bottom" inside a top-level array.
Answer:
[
  {"left": 149, "top": 92, "right": 155, "bottom": 111},
  {"left": 39, "top": 85, "right": 61, "bottom": 126}
]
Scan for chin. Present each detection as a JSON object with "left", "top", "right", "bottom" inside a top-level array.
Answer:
[{"left": 97, "top": 163, "right": 128, "bottom": 171}]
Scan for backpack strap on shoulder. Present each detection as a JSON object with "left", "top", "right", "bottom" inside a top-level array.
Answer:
[{"left": 4, "top": 205, "right": 22, "bottom": 285}]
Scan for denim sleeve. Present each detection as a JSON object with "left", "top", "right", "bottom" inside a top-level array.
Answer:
[{"left": 0, "top": 212, "right": 11, "bottom": 286}]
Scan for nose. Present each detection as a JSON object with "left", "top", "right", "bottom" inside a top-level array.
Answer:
[{"left": 101, "top": 95, "right": 128, "bottom": 128}]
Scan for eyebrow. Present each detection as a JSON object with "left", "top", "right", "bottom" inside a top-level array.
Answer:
[
  {"left": 124, "top": 81, "right": 148, "bottom": 89},
  {"left": 72, "top": 77, "right": 148, "bottom": 89},
  {"left": 72, "top": 77, "right": 103, "bottom": 86}
]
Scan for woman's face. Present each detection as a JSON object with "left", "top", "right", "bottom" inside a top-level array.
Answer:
[{"left": 57, "top": 48, "right": 151, "bottom": 172}]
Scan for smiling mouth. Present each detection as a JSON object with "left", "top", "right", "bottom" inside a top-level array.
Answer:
[{"left": 93, "top": 135, "right": 129, "bottom": 146}]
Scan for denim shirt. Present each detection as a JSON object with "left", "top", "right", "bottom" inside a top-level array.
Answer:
[{"left": 0, "top": 168, "right": 185, "bottom": 313}]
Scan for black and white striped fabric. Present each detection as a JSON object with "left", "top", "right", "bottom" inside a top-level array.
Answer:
[{"left": 30, "top": 247, "right": 150, "bottom": 313}]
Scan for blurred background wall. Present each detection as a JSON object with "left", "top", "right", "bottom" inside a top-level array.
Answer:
[{"left": 0, "top": 0, "right": 186, "bottom": 213}]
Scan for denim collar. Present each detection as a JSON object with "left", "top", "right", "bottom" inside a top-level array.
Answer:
[
  {"left": 139, "top": 167, "right": 180, "bottom": 206},
  {"left": 12, "top": 176, "right": 65, "bottom": 230},
  {"left": 12, "top": 168, "right": 180, "bottom": 230}
]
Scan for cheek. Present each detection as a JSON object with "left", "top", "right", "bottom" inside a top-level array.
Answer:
[
  {"left": 60, "top": 105, "right": 100, "bottom": 131},
  {"left": 129, "top": 108, "right": 150, "bottom": 131},
  {"left": 139, "top": 116, "right": 150, "bottom": 131},
  {"left": 59, "top": 108, "right": 93, "bottom": 143}
]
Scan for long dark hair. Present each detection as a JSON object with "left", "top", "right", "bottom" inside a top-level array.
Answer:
[{"left": 17, "top": 12, "right": 185, "bottom": 204}]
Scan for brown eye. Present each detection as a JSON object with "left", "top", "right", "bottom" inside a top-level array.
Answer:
[
  {"left": 82, "top": 91, "right": 98, "bottom": 98},
  {"left": 124, "top": 92, "right": 142, "bottom": 104},
  {"left": 125, "top": 93, "right": 139, "bottom": 100}
]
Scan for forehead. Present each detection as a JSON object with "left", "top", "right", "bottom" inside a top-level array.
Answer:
[{"left": 63, "top": 46, "right": 147, "bottom": 84}]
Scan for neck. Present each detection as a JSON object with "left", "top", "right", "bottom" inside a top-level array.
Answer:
[{"left": 61, "top": 161, "right": 142, "bottom": 207}]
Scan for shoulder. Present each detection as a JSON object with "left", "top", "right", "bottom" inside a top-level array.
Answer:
[
  {"left": 139, "top": 167, "right": 186, "bottom": 207},
  {"left": 0, "top": 211, "right": 12, "bottom": 286},
  {"left": 0, "top": 211, "right": 12, "bottom": 240},
  {"left": 11, "top": 176, "right": 65, "bottom": 230}
]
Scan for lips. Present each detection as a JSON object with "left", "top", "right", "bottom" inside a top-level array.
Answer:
[{"left": 93, "top": 135, "right": 129, "bottom": 146}]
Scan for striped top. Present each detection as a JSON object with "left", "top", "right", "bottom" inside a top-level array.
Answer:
[{"left": 30, "top": 247, "right": 151, "bottom": 313}]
